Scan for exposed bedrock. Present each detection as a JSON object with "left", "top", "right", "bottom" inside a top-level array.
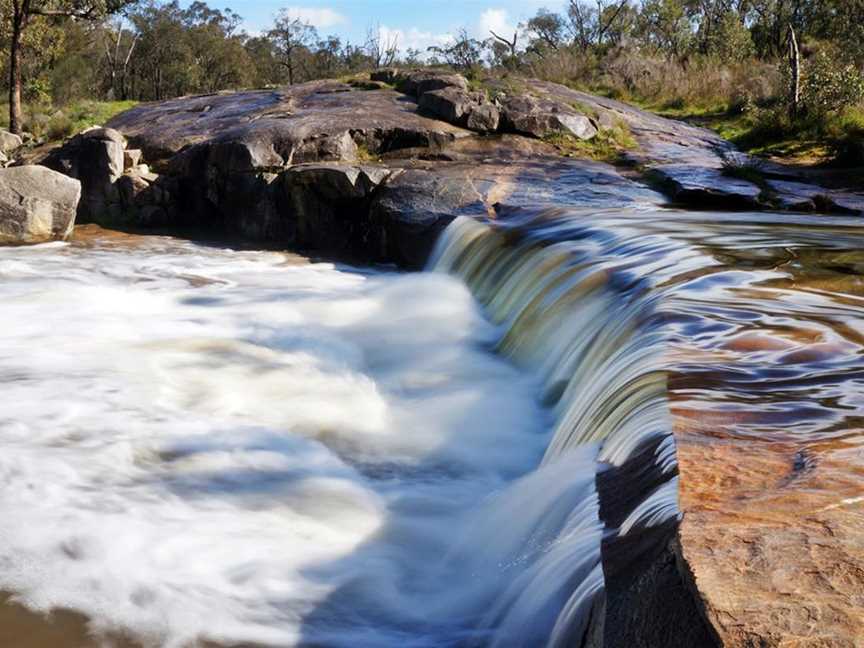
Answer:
[
  {"left": 38, "top": 70, "right": 862, "bottom": 265},
  {"left": 38, "top": 74, "right": 667, "bottom": 266}
]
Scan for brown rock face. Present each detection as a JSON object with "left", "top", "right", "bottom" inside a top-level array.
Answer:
[
  {"left": 674, "top": 423, "right": 864, "bottom": 648},
  {"left": 0, "top": 165, "right": 81, "bottom": 244}
]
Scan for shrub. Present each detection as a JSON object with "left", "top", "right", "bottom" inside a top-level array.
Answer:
[
  {"left": 800, "top": 51, "right": 864, "bottom": 121},
  {"left": 46, "top": 112, "right": 74, "bottom": 141}
]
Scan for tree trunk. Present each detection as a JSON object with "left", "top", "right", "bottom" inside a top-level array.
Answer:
[
  {"left": 787, "top": 24, "right": 800, "bottom": 121},
  {"left": 8, "top": 12, "right": 25, "bottom": 135}
]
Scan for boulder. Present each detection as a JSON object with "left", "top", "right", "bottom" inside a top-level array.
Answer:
[
  {"left": 40, "top": 127, "right": 126, "bottom": 222},
  {"left": 0, "top": 130, "right": 23, "bottom": 155},
  {"left": 124, "top": 148, "right": 143, "bottom": 170},
  {"left": 0, "top": 166, "right": 80, "bottom": 244},
  {"left": 419, "top": 88, "right": 500, "bottom": 133},
  {"left": 396, "top": 70, "right": 470, "bottom": 98},
  {"left": 369, "top": 168, "right": 487, "bottom": 268},
  {"left": 370, "top": 68, "right": 400, "bottom": 84},
  {"left": 501, "top": 95, "right": 598, "bottom": 140},
  {"left": 466, "top": 103, "right": 501, "bottom": 133}
]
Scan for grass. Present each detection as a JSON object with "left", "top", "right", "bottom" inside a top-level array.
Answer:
[
  {"left": 644, "top": 99, "right": 864, "bottom": 165},
  {"left": 542, "top": 119, "right": 637, "bottom": 163},
  {"left": 0, "top": 99, "right": 138, "bottom": 143},
  {"left": 355, "top": 141, "right": 380, "bottom": 163}
]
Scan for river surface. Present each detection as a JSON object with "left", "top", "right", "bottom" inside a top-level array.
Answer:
[{"left": 1, "top": 209, "right": 863, "bottom": 647}]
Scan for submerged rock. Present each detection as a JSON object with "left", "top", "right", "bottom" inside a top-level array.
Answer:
[{"left": 0, "top": 165, "right": 80, "bottom": 244}]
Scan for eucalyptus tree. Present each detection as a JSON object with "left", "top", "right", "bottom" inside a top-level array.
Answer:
[
  {"left": 269, "top": 12, "right": 317, "bottom": 85},
  {"left": 5, "top": 0, "right": 134, "bottom": 133}
]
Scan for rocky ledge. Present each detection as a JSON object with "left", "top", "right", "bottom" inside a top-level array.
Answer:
[{"left": 31, "top": 70, "right": 862, "bottom": 265}]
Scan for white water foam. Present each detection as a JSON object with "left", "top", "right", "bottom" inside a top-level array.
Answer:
[{"left": 0, "top": 238, "right": 573, "bottom": 647}]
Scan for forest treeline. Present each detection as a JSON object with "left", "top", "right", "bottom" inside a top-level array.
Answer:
[{"left": 3, "top": 0, "right": 863, "bottom": 160}]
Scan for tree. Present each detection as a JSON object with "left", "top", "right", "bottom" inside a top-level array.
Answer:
[
  {"left": 6, "top": 0, "right": 134, "bottom": 133},
  {"left": 525, "top": 9, "right": 564, "bottom": 53},
  {"left": 268, "top": 11, "right": 317, "bottom": 85},
  {"left": 428, "top": 29, "right": 484, "bottom": 70},
  {"left": 103, "top": 15, "right": 137, "bottom": 100},
  {"left": 365, "top": 25, "right": 398, "bottom": 69},
  {"left": 567, "top": 0, "right": 632, "bottom": 50}
]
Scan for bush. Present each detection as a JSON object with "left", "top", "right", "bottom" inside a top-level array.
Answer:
[
  {"left": 46, "top": 112, "right": 74, "bottom": 141},
  {"left": 800, "top": 51, "right": 864, "bottom": 120}
]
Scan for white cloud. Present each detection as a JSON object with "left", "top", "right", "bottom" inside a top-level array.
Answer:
[
  {"left": 377, "top": 25, "right": 454, "bottom": 57},
  {"left": 479, "top": 8, "right": 517, "bottom": 40},
  {"left": 280, "top": 7, "right": 347, "bottom": 28}
]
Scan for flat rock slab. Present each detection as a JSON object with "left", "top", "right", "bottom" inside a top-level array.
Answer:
[
  {"left": 108, "top": 83, "right": 471, "bottom": 165},
  {"left": 524, "top": 80, "right": 733, "bottom": 167},
  {"left": 769, "top": 179, "right": 864, "bottom": 215},
  {"left": 650, "top": 164, "right": 764, "bottom": 209}
]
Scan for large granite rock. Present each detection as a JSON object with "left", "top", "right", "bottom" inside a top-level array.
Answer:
[
  {"left": 0, "top": 166, "right": 80, "bottom": 244},
  {"left": 41, "top": 127, "right": 125, "bottom": 222},
  {"left": 501, "top": 94, "right": 598, "bottom": 140},
  {"left": 369, "top": 167, "right": 487, "bottom": 267},
  {"left": 0, "top": 130, "right": 23, "bottom": 156},
  {"left": 107, "top": 82, "right": 471, "bottom": 164},
  {"left": 418, "top": 87, "right": 500, "bottom": 133}
]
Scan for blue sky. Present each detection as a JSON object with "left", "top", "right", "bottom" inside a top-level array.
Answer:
[{"left": 193, "top": 1, "right": 568, "bottom": 50}]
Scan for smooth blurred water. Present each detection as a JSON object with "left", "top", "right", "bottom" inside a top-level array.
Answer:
[
  {"left": 2, "top": 203, "right": 863, "bottom": 647},
  {"left": 0, "top": 232, "right": 571, "bottom": 646}
]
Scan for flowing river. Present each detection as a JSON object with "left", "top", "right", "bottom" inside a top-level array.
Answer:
[{"left": 0, "top": 207, "right": 862, "bottom": 647}]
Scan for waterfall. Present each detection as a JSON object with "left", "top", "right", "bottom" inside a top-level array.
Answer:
[{"left": 428, "top": 214, "right": 681, "bottom": 647}]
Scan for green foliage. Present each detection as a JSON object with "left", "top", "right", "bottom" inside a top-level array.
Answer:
[
  {"left": 542, "top": 120, "right": 636, "bottom": 163},
  {"left": 428, "top": 30, "right": 484, "bottom": 70},
  {"left": 800, "top": 52, "right": 864, "bottom": 121},
  {"left": 42, "top": 100, "right": 137, "bottom": 141}
]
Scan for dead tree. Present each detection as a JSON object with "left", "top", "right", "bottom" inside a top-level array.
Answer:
[
  {"left": 104, "top": 18, "right": 138, "bottom": 100},
  {"left": 787, "top": 24, "right": 801, "bottom": 120},
  {"left": 489, "top": 29, "right": 518, "bottom": 59}
]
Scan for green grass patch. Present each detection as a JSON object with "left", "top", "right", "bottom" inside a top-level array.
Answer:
[
  {"left": 355, "top": 141, "right": 380, "bottom": 163},
  {"left": 543, "top": 119, "right": 637, "bottom": 163},
  {"left": 645, "top": 98, "right": 864, "bottom": 165},
  {"left": 0, "top": 99, "right": 138, "bottom": 143}
]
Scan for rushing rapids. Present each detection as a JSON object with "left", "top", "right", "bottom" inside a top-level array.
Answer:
[
  {"left": 1, "top": 201, "right": 863, "bottom": 646},
  {"left": 428, "top": 216, "right": 682, "bottom": 646}
]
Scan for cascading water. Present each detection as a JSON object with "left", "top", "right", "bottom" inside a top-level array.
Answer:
[
  {"left": 0, "top": 220, "right": 681, "bottom": 647},
  {"left": 427, "top": 215, "right": 681, "bottom": 647},
  {"left": 7, "top": 198, "right": 862, "bottom": 648}
]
